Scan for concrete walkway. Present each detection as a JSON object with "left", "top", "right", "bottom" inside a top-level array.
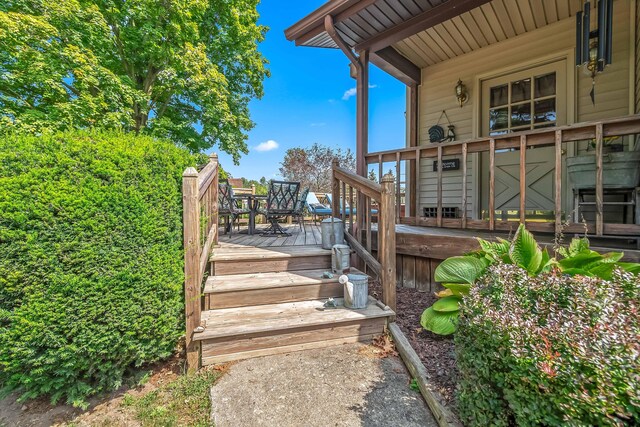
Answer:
[{"left": 210, "top": 343, "right": 438, "bottom": 427}]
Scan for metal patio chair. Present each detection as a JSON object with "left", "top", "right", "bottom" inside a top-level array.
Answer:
[
  {"left": 292, "top": 187, "right": 309, "bottom": 232},
  {"left": 259, "top": 180, "right": 301, "bottom": 236},
  {"left": 218, "top": 180, "right": 249, "bottom": 234}
]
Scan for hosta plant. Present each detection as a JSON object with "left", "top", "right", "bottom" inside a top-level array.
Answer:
[{"left": 420, "top": 224, "right": 639, "bottom": 335}]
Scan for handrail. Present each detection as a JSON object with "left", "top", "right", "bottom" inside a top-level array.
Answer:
[
  {"left": 332, "top": 159, "right": 396, "bottom": 311},
  {"left": 182, "top": 153, "right": 219, "bottom": 373},
  {"left": 364, "top": 114, "right": 640, "bottom": 238}
]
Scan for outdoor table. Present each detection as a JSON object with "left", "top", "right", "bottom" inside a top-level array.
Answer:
[{"left": 233, "top": 194, "right": 267, "bottom": 235}]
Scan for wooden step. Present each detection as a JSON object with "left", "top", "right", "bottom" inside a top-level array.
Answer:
[
  {"left": 210, "top": 245, "right": 332, "bottom": 275},
  {"left": 204, "top": 268, "right": 367, "bottom": 309},
  {"left": 196, "top": 297, "right": 394, "bottom": 365}
]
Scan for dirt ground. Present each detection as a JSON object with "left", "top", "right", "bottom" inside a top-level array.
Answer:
[
  {"left": 370, "top": 282, "right": 457, "bottom": 405},
  {"left": 0, "top": 354, "right": 183, "bottom": 427},
  {"left": 209, "top": 342, "right": 438, "bottom": 427}
]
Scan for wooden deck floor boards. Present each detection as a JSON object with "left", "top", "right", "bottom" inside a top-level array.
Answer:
[
  {"left": 196, "top": 296, "right": 391, "bottom": 341},
  {"left": 218, "top": 222, "right": 323, "bottom": 248}
]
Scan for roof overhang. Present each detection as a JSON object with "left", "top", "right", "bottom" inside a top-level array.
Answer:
[{"left": 285, "top": 0, "right": 494, "bottom": 85}]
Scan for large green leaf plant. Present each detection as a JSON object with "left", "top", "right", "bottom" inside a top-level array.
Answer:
[{"left": 420, "top": 224, "right": 640, "bottom": 335}]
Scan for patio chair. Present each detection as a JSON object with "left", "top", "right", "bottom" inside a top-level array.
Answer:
[
  {"left": 292, "top": 187, "right": 309, "bottom": 231},
  {"left": 306, "top": 191, "right": 332, "bottom": 222},
  {"left": 259, "top": 180, "right": 301, "bottom": 236},
  {"left": 218, "top": 181, "right": 249, "bottom": 234},
  {"left": 326, "top": 194, "right": 378, "bottom": 217}
]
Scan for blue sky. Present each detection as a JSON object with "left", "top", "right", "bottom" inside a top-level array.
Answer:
[{"left": 213, "top": 0, "right": 407, "bottom": 181}]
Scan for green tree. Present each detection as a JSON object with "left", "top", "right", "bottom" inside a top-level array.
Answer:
[
  {"left": 279, "top": 142, "right": 356, "bottom": 192},
  {"left": 0, "top": 0, "right": 269, "bottom": 161}
]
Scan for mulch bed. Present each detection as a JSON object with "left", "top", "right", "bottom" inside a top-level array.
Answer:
[{"left": 369, "top": 282, "right": 458, "bottom": 405}]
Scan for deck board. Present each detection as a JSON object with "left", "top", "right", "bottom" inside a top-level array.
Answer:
[
  {"left": 218, "top": 223, "right": 323, "bottom": 248},
  {"left": 196, "top": 296, "right": 392, "bottom": 340}
]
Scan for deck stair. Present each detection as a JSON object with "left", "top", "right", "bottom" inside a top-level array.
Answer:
[{"left": 197, "top": 244, "right": 395, "bottom": 366}]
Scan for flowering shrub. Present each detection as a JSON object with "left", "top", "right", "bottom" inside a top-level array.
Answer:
[{"left": 455, "top": 264, "right": 640, "bottom": 426}]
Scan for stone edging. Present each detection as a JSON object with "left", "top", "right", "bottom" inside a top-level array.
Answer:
[{"left": 388, "top": 322, "right": 462, "bottom": 427}]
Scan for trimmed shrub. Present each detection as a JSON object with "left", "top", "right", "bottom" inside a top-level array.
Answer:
[
  {"left": 0, "top": 131, "right": 200, "bottom": 406},
  {"left": 456, "top": 264, "right": 640, "bottom": 426}
]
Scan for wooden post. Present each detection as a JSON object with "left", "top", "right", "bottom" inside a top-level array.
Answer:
[
  {"left": 554, "top": 131, "right": 563, "bottom": 235},
  {"left": 395, "top": 151, "right": 401, "bottom": 222},
  {"left": 183, "top": 167, "right": 201, "bottom": 373},
  {"left": 378, "top": 154, "right": 383, "bottom": 183},
  {"left": 436, "top": 146, "right": 443, "bottom": 227},
  {"left": 489, "top": 138, "right": 496, "bottom": 231},
  {"left": 211, "top": 154, "right": 219, "bottom": 246},
  {"left": 332, "top": 159, "right": 340, "bottom": 218},
  {"left": 408, "top": 84, "right": 419, "bottom": 217},
  {"left": 461, "top": 142, "right": 468, "bottom": 228},
  {"left": 415, "top": 148, "right": 421, "bottom": 218},
  {"left": 251, "top": 183, "right": 256, "bottom": 195},
  {"left": 519, "top": 135, "right": 526, "bottom": 224},
  {"left": 349, "top": 186, "right": 354, "bottom": 235},
  {"left": 595, "top": 124, "right": 604, "bottom": 236},
  {"left": 379, "top": 173, "right": 397, "bottom": 312}
]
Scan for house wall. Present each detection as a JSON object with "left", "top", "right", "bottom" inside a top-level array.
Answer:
[
  {"left": 636, "top": 0, "right": 640, "bottom": 113},
  {"left": 416, "top": 0, "right": 633, "bottom": 217}
]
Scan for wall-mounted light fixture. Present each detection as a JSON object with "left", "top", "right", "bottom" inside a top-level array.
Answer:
[
  {"left": 576, "top": 0, "right": 613, "bottom": 104},
  {"left": 455, "top": 79, "right": 468, "bottom": 107}
]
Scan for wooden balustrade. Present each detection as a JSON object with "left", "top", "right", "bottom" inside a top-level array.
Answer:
[
  {"left": 332, "top": 160, "right": 396, "bottom": 311},
  {"left": 182, "top": 153, "right": 219, "bottom": 373},
  {"left": 364, "top": 114, "right": 640, "bottom": 237}
]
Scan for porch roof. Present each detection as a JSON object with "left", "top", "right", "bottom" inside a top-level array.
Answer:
[{"left": 285, "top": 0, "right": 582, "bottom": 75}]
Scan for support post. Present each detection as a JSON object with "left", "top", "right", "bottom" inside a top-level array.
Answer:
[
  {"left": 211, "top": 153, "right": 219, "bottom": 246},
  {"left": 379, "top": 173, "right": 397, "bottom": 312},
  {"left": 595, "top": 124, "right": 604, "bottom": 236},
  {"left": 408, "top": 84, "right": 419, "bottom": 217},
  {"left": 519, "top": 135, "right": 526, "bottom": 224},
  {"left": 183, "top": 167, "right": 201, "bottom": 373},
  {"left": 332, "top": 159, "right": 340, "bottom": 218}
]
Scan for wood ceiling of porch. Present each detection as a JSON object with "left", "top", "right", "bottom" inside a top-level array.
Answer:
[
  {"left": 394, "top": 0, "right": 583, "bottom": 68},
  {"left": 287, "top": 0, "right": 585, "bottom": 72}
]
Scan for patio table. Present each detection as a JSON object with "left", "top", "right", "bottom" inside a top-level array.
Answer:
[{"left": 233, "top": 194, "right": 267, "bottom": 235}]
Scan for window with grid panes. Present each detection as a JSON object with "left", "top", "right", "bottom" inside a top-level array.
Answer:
[{"left": 488, "top": 72, "right": 557, "bottom": 136}]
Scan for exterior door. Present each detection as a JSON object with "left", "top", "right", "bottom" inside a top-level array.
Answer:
[{"left": 480, "top": 60, "right": 567, "bottom": 220}]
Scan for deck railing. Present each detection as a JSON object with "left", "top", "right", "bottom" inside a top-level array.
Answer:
[
  {"left": 332, "top": 160, "right": 396, "bottom": 311},
  {"left": 365, "top": 115, "right": 640, "bottom": 237},
  {"left": 182, "top": 153, "right": 219, "bottom": 372}
]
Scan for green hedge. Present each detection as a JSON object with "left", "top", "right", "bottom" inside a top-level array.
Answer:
[
  {"left": 456, "top": 264, "right": 640, "bottom": 426},
  {"left": 0, "top": 132, "right": 200, "bottom": 406}
]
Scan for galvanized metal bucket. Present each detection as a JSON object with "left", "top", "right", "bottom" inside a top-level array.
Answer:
[
  {"left": 331, "top": 244, "right": 351, "bottom": 274},
  {"left": 341, "top": 273, "right": 368, "bottom": 309},
  {"left": 567, "top": 152, "right": 640, "bottom": 189},
  {"left": 321, "top": 217, "right": 344, "bottom": 249}
]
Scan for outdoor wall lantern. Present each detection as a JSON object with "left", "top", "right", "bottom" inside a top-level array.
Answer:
[
  {"left": 576, "top": 0, "right": 613, "bottom": 104},
  {"left": 455, "top": 79, "right": 468, "bottom": 107}
]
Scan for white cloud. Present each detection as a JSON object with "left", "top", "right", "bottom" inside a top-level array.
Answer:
[
  {"left": 254, "top": 140, "right": 279, "bottom": 152},
  {"left": 341, "top": 84, "right": 378, "bottom": 100}
]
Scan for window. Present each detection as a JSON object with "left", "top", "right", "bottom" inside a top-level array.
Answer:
[{"left": 481, "top": 60, "right": 566, "bottom": 137}]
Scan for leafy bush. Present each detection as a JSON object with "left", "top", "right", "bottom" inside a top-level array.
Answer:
[
  {"left": 456, "top": 264, "right": 640, "bottom": 426},
  {"left": 0, "top": 131, "right": 199, "bottom": 406},
  {"left": 421, "top": 224, "right": 639, "bottom": 335}
]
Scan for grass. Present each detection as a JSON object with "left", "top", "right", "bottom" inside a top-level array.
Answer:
[{"left": 121, "top": 367, "right": 224, "bottom": 427}]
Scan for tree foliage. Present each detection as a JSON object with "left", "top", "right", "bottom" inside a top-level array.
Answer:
[
  {"left": 279, "top": 143, "right": 355, "bottom": 192},
  {"left": 0, "top": 0, "right": 269, "bottom": 161}
]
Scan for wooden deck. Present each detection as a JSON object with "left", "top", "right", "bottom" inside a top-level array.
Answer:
[
  {"left": 218, "top": 223, "right": 323, "bottom": 248},
  {"left": 197, "top": 221, "right": 394, "bottom": 365}
]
